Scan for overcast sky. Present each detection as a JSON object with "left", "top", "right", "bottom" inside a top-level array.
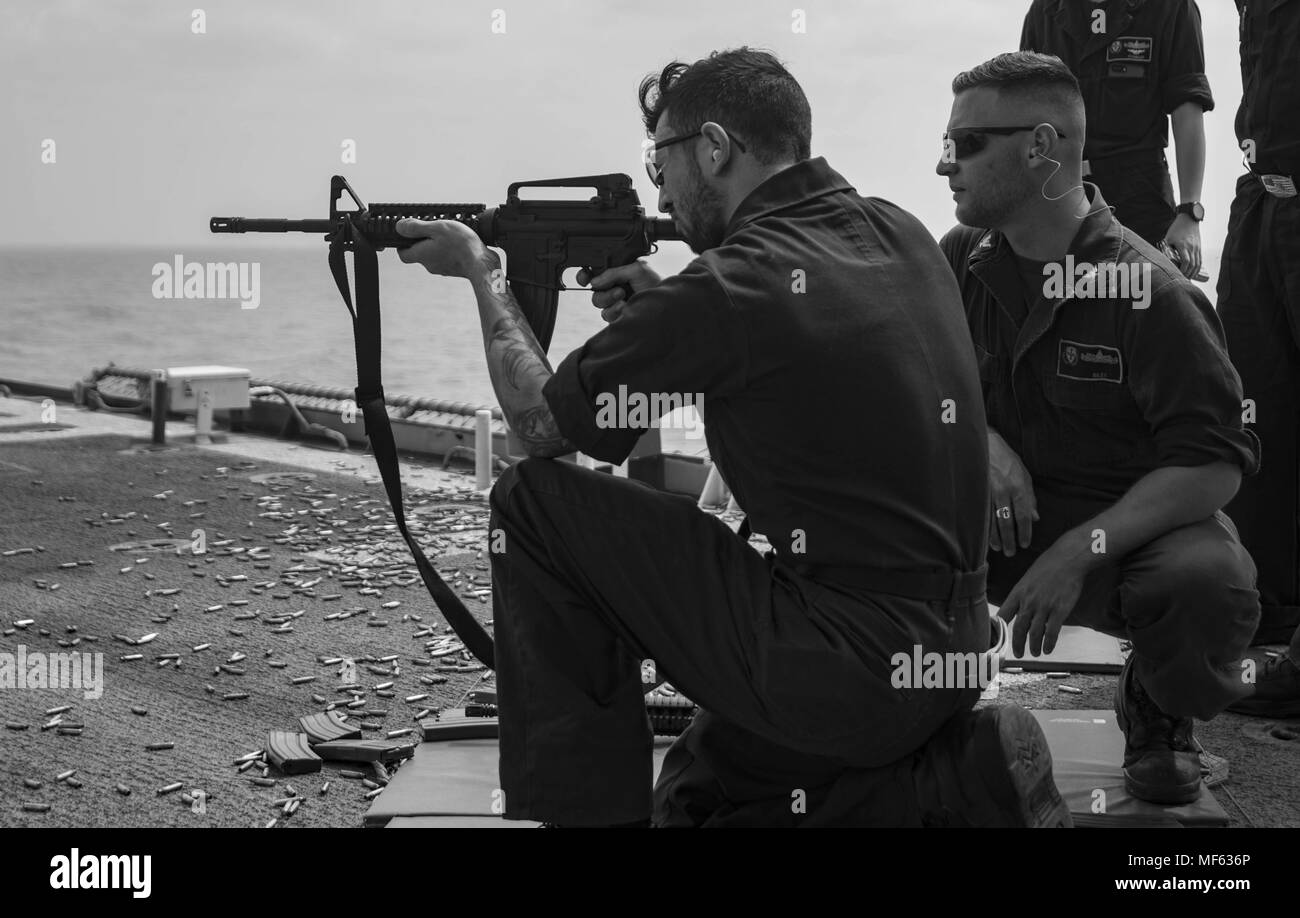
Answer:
[{"left": 3, "top": 0, "right": 1245, "bottom": 258}]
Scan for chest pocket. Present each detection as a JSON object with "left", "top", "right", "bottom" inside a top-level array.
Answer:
[
  {"left": 1044, "top": 376, "right": 1133, "bottom": 411},
  {"left": 1100, "top": 35, "right": 1155, "bottom": 129},
  {"left": 1106, "top": 36, "right": 1154, "bottom": 75},
  {"left": 1043, "top": 375, "right": 1142, "bottom": 466}
]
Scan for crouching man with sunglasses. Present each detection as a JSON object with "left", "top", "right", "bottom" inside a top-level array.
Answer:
[
  {"left": 396, "top": 47, "right": 1071, "bottom": 826},
  {"left": 936, "top": 52, "right": 1260, "bottom": 807}
]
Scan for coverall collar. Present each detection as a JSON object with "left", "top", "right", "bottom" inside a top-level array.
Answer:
[
  {"left": 967, "top": 184, "right": 1123, "bottom": 371},
  {"left": 724, "top": 156, "right": 855, "bottom": 239}
]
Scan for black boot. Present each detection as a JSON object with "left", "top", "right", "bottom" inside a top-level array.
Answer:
[
  {"left": 912, "top": 705, "right": 1072, "bottom": 827},
  {"left": 1114, "top": 657, "right": 1202, "bottom": 805}
]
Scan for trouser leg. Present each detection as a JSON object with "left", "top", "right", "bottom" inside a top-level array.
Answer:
[
  {"left": 490, "top": 458, "right": 970, "bottom": 824},
  {"left": 1218, "top": 178, "right": 1300, "bottom": 643},
  {"left": 490, "top": 457, "right": 767, "bottom": 824},
  {"left": 1089, "top": 155, "right": 1177, "bottom": 247},
  {"left": 988, "top": 504, "right": 1260, "bottom": 720},
  {"left": 653, "top": 708, "right": 925, "bottom": 827},
  {"left": 655, "top": 584, "right": 987, "bottom": 826}
]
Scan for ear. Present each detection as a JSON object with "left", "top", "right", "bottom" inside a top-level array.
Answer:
[
  {"left": 1029, "top": 122, "right": 1061, "bottom": 164},
  {"left": 699, "top": 121, "right": 731, "bottom": 172}
]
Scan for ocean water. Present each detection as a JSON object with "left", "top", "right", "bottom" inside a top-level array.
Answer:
[
  {"left": 0, "top": 245, "right": 1223, "bottom": 407},
  {"left": 0, "top": 245, "right": 611, "bottom": 407}
]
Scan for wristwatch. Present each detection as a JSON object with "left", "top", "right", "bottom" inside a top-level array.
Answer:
[{"left": 1176, "top": 202, "right": 1205, "bottom": 221}]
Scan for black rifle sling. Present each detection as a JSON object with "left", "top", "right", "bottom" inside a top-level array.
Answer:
[{"left": 328, "top": 218, "right": 495, "bottom": 668}]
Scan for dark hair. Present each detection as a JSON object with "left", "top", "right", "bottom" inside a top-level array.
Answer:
[
  {"left": 952, "top": 51, "right": 1082, "bottom": 104},
  {"left": 638, "top": 47, "right": 811, "bottom": 165}
]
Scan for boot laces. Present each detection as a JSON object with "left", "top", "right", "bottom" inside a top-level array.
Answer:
[{"left": 1130, "top": 670, "right": 1193, "bottom": 751}]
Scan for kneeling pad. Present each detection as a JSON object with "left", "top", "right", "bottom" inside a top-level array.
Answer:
[
  {"left": 366, "top": 707, "right": 1228, "bottom": 827},
  {"left": 367, "top": 713, "right": 675, "bottom": 827},
  {"left": 1033, "top": 710, "right": 1227, "bottom": 827}
]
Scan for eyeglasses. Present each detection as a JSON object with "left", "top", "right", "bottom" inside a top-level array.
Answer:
[
  {"left": 643, "top": 130, "right": 748, "bottom": 187},
  {"left": 942, "top": 125, "right": 1067, "bottom": 161}
]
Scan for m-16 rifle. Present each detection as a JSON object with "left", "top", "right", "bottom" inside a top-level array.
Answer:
[
  {"left": 211, "top": 173, "right": 679, "bottom": 349},
  {"left": 211, "top": 175, "right": 681, "bottom": 668}
]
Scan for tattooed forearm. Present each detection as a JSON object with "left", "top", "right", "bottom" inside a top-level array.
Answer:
[
  {"left": 512, "top": 406, "right": 572, "bottom": 455},
  {"left": 469, "top": 253, "right": 576, "bottom": 458},
  {"left": 494, "top": 317, "right": 547, "bottom": 392}
]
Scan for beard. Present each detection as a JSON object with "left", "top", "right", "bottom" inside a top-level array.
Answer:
[
  {"left": 956, "top": 174, "right": 1035, "bottom": 231},
  {"left": 674, "top": 159, "right": 730, "bottom": 253}
]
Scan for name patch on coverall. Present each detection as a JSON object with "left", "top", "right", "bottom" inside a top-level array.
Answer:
[
  {"left": 1107, "top": 36, "right": 1152, "bottom": 77},
  {"left": 1058, "top": 340, "right": 1124, "bottom": 383}
]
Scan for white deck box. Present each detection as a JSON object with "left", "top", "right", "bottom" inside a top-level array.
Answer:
[{"left": 164, "top": 365, "right": 250, "bottom": 443}]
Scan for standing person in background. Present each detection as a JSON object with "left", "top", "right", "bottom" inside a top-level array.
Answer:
[
  {"left": 1218, "top": 0, "right": 1300, "bottom": 718},
  {"left": 1020, "top": 0, "right": 1211, "bottom": 278}
]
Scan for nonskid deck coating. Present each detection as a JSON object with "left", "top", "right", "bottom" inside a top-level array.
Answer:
[{"left": 0, "top": 395, "right": 1296, "bottom": 827}]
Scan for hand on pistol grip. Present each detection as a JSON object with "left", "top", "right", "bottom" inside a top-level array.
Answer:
[{"left": 576, "top": 260, "right": 663, "bottom": 323}]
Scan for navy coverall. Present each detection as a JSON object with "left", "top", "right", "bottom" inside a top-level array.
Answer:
[
  {"left": 490, "top": 158, "right": 991, "bottom": 826},
  {"left": 940, "top": 189, "right": 1261, "bottom": 721},
  {"left": 1020, "top": 0, "right": 1213, "bottom": 245},
  {"left": 1217, "top": 0, "right": 1300, "bottom": 648}
]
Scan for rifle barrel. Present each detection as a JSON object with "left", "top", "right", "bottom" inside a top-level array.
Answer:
[{"left": 209, "top": 217, "right": 336, "bottom": 234}]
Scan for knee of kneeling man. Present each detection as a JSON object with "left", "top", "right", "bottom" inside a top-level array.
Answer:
[
  {"left": 489, "top": 457, "right": 559, "bottom": 512},
  {"left": 488, "top": 461, "right": 525, "bottom": 518},
  {"left": 1150, "top": 546, "right": 1258, "bottom": 611}
]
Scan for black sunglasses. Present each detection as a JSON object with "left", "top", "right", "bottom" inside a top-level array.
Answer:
[
  {"left": 942, "top": 124, "right": 1067, "bottom": 161},
  {"left": 644, "top": 130, "right": 748, "bottom": 187}
]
